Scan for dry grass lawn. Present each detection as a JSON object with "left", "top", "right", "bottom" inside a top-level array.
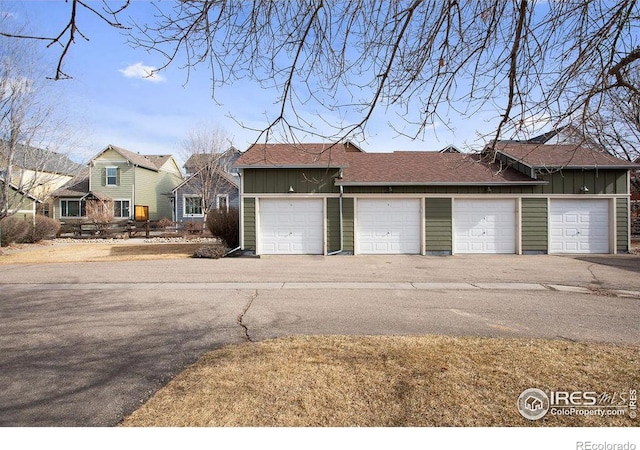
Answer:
[
  {"left": 0, "top": 242, "right": 203, "bottom": 264},
  {"left": 121, "top": 335, "right": 639, "bottom": 427}
]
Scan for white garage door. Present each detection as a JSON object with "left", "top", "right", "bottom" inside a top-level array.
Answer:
[
  {"left": 454, "top": 199, "right": 516, "bottom": 254},
  {"left": 259, "top": 199, "right": 324, "bottom": 254},
  {"left": 550, "top": 199, "right": 609, "bottom": 254},
  {"left": 356, "top": 199, "right": 421, "bottom": 254}
]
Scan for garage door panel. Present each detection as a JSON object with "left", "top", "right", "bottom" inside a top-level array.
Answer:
[
  {"left": 454, "top": 199, "right": 516, "bottom": 254},
  {"left": 259, "top": 199, "right": 323, "bottom": 254},
  {"left": 550, "top": 199, "right": 609, "bottom": 254},
  {"left": 357, "top": 199, "right": 421, "bottom": 254}
]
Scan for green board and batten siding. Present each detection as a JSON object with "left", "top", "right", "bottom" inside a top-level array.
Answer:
[
  {"left": 243, "top": 168, "right": 340, "bottom": 194},
  {"left": 342, "top": 198, "right": 355, "bottom": 253},
  {"left": 496, "top": 153, "right": 627, "bottom": 195},
  {"left": 521, "top": 198, "right": 548, "bottom": 253},
  {"left": 617, "top": 197, "right": 629, "bottom": 253},
  {"left": 243, "top": 197, "right": 256, "bottom": 251},
  {"left": 326, "top": 197, "right": 354, "bottom": 253},
  {"left": 326, "top": 198, "right": 340, "bottom": 252},
  {"left": 537, "top": 170, "right": 627, "bottom": 195},
  {"left": 241, "top": 167, "right": 631, "bottom": 255},
  {"left": 425, "top": 198, "right": 452, "bottom": 253}
]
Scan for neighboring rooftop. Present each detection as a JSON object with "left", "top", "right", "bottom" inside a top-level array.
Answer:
[
  {"left": 494, "top": 142, "right": 639, "bottom": 169},
  {"left": 184, "top": 147, "right": 241, "bottom": 174},
  {"left": 0, "top": 141, "right": 84, "bottom": 176},
  {"left": 96, "top": 145, "right": 173, "bottom": 172},
  {"left": 49, "top": 170, "right": 89, "bottom": 198}
]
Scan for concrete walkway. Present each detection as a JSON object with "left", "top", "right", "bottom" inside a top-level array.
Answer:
[{"left": 3, "top": 281, "right": 639, "bottom": 297}]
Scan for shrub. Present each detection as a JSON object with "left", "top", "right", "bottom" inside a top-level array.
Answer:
[
  {"left": 192, "top": 243, "right": 227, "bottom": 259},
  {"left": 158, "top": 217, "right": 173, "bottom": 229},
  {"left": 86, "top": 199, "right": 114, "bottom": 236},
  {"left": 26, "top": 215, "right": 61, "bottom": 243},
  {"left": 206, "top": 208, "right": 239, "bottom": 248},
  {"left": 0, "top": 216, "right": 30, "bottom": 247}
]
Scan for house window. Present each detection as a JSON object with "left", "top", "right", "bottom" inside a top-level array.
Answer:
[
  {"left": 60, "top": 199, "right": 86, "bottom": 217},
  {"left": 113, "top": 200, "right": 130, "bottom": 218},
  {"left": 184, "top": 196, "right": 203, "bottom": 217},
  {"left": 217, "top": 194, "right": 229, "bottom": 212},
  {"left": 106, "top": 167, "right": 118, "bottom": 186}
]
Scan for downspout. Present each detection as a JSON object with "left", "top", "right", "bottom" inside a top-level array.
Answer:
[
  {"left": 327, "top": 183, "right": 344, "bottom": 255},
  {"left": 224, "top": 170, "right": 242, "bottom": 257},
  {"left": 132, "top": 163, "right": 136, "bottom": 220},
  {"left": 174, "top": 189, "right": 178, "bottom": 223}
]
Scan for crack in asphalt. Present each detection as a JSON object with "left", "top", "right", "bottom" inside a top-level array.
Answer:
[
  {"left": 586, "top": 263, "right": 617, "bottom": 296},
  {"left": 587, "top": 263, "right": 602, "bottom": 287},
  {"left": 237, "top": 289, "right": 258, "bottom": 342}
]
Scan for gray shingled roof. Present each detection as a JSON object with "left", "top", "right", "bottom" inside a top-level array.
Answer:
[
  {"left": 0, "top": 141, "right": 84, "bottom": 176},
  {"left": 494, "top": 142, "right": 640, "bottom": 169},
  {"left": 104, "top": 145, "right": 161, "bottom": 171},
  {"left": 49, "top": 170, "right": 89, "bottom": 197}
]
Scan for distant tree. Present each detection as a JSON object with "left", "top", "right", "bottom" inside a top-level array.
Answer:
[
  {"left": 3, "top": 1, "right": 640, "bottom": 148},
  {"left": 180, "top": 126, "right": 235, "bottom": 227},
  {"left": 0, "top": 18, "right": 72, "bottom": 220},
  {"left": 585, "top": 80, "right": 640, "bottom": 162}
]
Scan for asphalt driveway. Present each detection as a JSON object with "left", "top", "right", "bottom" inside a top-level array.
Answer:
[{"left": 0, "top": 253, "right": 639, "bottom": 426}]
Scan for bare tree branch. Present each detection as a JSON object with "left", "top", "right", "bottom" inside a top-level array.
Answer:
[
  {"left": 180, "top": 126, "right": 235, "bottom": 227},
  {"left": 1, "top": 0, "right": 130, "bottom": 80},
  {"left": 3, "top": 1, "right": 640, "bottom": 150}
]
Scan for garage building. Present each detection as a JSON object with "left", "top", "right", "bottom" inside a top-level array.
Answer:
[{"left": 235, "top": 141, "right": 637, "bottom": 255}]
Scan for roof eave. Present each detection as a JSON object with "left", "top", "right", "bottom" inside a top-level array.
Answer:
[
  {"left": 494, "top": 150, "right": 535, "bottom": 170},
  {"left": 235, "top": 164, "right": 347, "bottom": 169},
  {"left": 335, "top": 181, "right": 548, "bottom": 186},
  {"left": 533, "top": 165, "right": 638, "bottom": 170}
]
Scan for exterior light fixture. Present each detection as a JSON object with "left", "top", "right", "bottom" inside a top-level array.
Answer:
[
  {"left": 388, "top": 186, "right": 393, "bottom": 193},
  {"left": 288, "top": 186, "right": 295, "bottom": 193},
  {"left": 486, "top": 186, "right": 492, "bottom": 193},
  {"left": 579, "top": 185, "right": 589, "bottom": 193}
]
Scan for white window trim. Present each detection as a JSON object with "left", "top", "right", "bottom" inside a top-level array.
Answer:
[
  {"left": 216, "top": 194, "right": 229, "bottom": 212},
  {"left": 113, "top": 198, "right": 131, "bottom": 219},
  {"left": 106, "top": 166, "right": 118, "bottom": 186},
  {"left": 60, "top": 198, "right": 86, "bottom": 218},
  {"left": 183, "top": 194, "right": 204, "bottom": 218}
]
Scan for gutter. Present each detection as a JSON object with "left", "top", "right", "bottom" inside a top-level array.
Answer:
[
  {"left": 235, "top": 164, "right": 348, "bottom": 169},
  {"left": 534, "top": 165, "right": 640, "bottom": 170},
  {"left": 327, "top": 184, "right": 344, "bottom": 255},
  {"left": 335, "top": 181, "right": 548, "bottom": 186}
]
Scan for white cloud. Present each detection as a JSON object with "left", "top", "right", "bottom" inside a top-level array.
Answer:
[{"left": 118, "top": 62, "right": 165, "bottom": 83}]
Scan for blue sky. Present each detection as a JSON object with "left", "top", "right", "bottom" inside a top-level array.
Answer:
[{"left": 5, "top": 1, "right": 539, "bottom": 164}]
